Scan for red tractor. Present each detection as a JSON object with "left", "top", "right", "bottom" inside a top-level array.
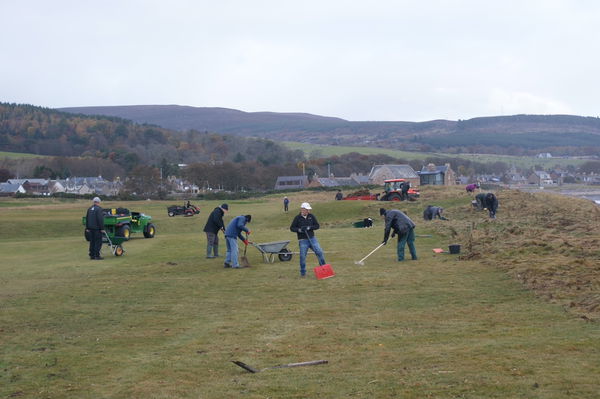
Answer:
[
  {"left": 342, "top": 179, "right": 420, "bottom": 201},
  {"left": 379, "top": 179, "right": 420, "bottom": 201}
]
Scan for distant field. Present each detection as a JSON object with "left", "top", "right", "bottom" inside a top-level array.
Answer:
[
  {"left": 282, "top": 141, "right": 589, "bottom": 168},
  {"left": 0, "top": 151, "right": 47, "bottom": 159}
]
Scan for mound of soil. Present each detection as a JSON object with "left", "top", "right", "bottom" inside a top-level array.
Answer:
[{"left": 422, "top": 186, "right": 600, "bottom": 320}]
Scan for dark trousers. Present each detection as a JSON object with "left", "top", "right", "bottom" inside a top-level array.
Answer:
[{"left": 88, "top": 229, "right": 103, "bottom": 258}]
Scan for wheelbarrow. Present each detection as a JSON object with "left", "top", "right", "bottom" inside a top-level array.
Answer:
[
  {"left": 102, "top": 231, "right": 126, "bottom": 256},
  {"left": 250, "top": 240, "right": 293, "bottom": 263}
]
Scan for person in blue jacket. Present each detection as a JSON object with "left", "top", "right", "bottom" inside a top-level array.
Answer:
[{"left": 224, "top": 214, "right": 252, "bottom": 268}]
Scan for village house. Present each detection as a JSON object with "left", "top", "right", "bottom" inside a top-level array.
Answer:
[
  {"left": 274, "top": 175, "right": 309, "bottom": 190},
  {"left": 528, "top": 170, "right": 554, "bottom": 186},
  {"left": 368, "top": 165, "right": 419, "bottom": 186},
  {"left": 308, "top": 173, "right": 369, "bottom": 188},
  {"left": 418, "top": 163, "right": 457, "bottom": 186},
  {"left": 0, "top": 182, "right": 26, "bottom": 196}
]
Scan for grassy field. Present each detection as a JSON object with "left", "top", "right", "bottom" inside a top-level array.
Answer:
[
  {"left": 282, "top": 141, "right": 588, "bottom": 169},
  {"left": 1, "top": 189, "right": 599, "bottom": 398},
  {"left": 0, "top": 151, "right": 48, "bottom": 159}
]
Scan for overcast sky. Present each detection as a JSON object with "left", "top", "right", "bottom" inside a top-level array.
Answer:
[{"left": 1, "top": 1, "right": 599, "bottom": 121}]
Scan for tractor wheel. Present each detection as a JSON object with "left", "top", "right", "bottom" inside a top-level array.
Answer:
[
  {"left": 388, "top": 193, "right": 402, "bottom": 201},
  {"left": 118, "top": 225, "right": 131, "bottom": 239},
  {"left": 278, "top": 248, "right": 293, "bottom": 262},
  {"left": 168, "top": 211, "right": 175, "bottom": 217},
  {"left": 185, "top": 210, "right": 193, "bottom": 216},
  {"left": 115, "top": 245, "right": 124, "bottom": 256},
  {"left": 144, "top": 223, "right": 156, "bottom": 238}
]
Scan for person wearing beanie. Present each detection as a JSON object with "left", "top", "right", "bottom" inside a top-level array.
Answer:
[
  {"left": 85, "top": 196, "right": 105, "bottom": 260},
  {"left": 380, "top": 208, "right": 417, "bottom": 261},
  {"left": 203, "top": 203, "right": 229, "bottom": 258},
  {"left": 224, "top": 214, "right": 252, "bottom": 268},
  {"left": 290, "top": 202, "right": 327, "bottom": 277}
]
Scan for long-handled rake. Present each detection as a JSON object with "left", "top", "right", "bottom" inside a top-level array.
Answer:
[
  {"left": 354, "top": 242, "right": 385, "bottom": 265},
  {"left": 232, "top": 359, "right": 328, "bottom": 373}
]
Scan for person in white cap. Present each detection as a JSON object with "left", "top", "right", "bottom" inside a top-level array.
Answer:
[
  {"left": 85, "top": 196, "right": 105, "bottom": 260},
  {"left": 289, "top": 202, "right": 326, "bottom": 277}
]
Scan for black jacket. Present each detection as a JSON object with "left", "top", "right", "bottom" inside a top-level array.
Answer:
[
  {"left": 484, "top": 193, "right": 498, "bottom": 212},
  {"left": 383, "top": 209, "right": 415, "bottom": 243},
  {"left": 203, "top": 207, "right": 225, "bottom": 234},
  {"left": 423, "top": 205, "right": 443, "bottom": 220},
  {"left": 290, "top": 213, "right": 321, "bottom": 240},
  {"left": 85, "top": 204, "right": 104, "bottom": 230}
]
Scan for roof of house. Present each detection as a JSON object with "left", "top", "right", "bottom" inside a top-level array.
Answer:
[
  {"left": 419, "top": 164, "right": 449, "bottom": 175},
  {"left": 7, "top": 178, "right": 48, "bottom": 185},
  {"left": 0, "top": 183, "right": 23, "bottom": 193},
  {"left": 369, "top": 164, "right": 418, "bottom": 179}
]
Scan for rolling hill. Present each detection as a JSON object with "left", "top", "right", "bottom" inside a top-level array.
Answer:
[{"left": 58, "top": 105, "right": 600, "bottom": 155}]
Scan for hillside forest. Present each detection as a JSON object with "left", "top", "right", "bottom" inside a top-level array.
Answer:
[{"left": 3, "top": 103, "right": 600, "bottom": 193}]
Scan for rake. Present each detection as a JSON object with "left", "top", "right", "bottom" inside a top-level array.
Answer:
[
  {"left": 232, "top": 359, "right": 328, "bottom": 373},
  {"left": 354, "top": 242, "right": 385, "bottom": 265}
]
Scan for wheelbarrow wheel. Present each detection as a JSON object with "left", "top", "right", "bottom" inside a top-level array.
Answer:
[
  {"left": 278, "top": 248, "right": 293, "bottom": 262},
  {"left": 115, "top": 245, "right": 124, "bottom": 256}
]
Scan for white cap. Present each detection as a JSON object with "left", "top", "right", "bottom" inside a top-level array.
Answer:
[
  {"left": 92, "top": 196, "right": 101, "bottom": 203},
  {"left": 300, "top": 202, "right": 312, "bottom": 210}
]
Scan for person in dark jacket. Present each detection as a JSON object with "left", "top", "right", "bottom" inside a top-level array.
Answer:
[
  {"left": 474, "top": 193, "right": 486, "bottom": 210},
  {"left": 224, "top": 214, "right": 251, "bottom": 268},
  {"left": 401, "top": 181, "right": 410, "bottom": 201},
  {"left": 484, "top": 193, "right": 498, "bottom": 218},
  {"left": 423, "top": 205, "right": 447, "bottom": 221},
  {"left": 203, "top": 203, "right": 228, "bottom": 258},
  {"left": 290, "top": 202, "right": 326, "bottom": 277},
  {"left": 85, "top": 196, "right": 105, "bottom": 260},
  {"left": 381, "top": 208, "right": 417, "bottom": 261},
  {"left": 283, "top": 196, "right": 289, "bottom": 213},
  {"left": 335, "top": 190, "right": 343, "bottom": 200}
]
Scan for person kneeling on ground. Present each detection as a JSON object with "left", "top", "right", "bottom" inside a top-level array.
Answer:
[
  {"left": 484, "top": 192, "right": 498, "bottom": 219},
  {"left": 423, "top": 205, "right": 447, "bottom": 221},
  {"left": 224, "top": 214, "right": 251, "bottom": 268},
  {"left": 290, "top": 202, "right": 327, "bottom": 277},
  {"left": 475, "top": 193, "right": 485, "bottom": 211},
  {"left": 381, "top": 208, "right": 417, "bottom": 261}
]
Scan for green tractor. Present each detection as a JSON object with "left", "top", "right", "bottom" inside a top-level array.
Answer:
[{"left": 82, "top": 208, "right": 156, "bottom": 256}]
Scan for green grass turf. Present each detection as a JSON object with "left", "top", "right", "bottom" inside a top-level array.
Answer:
[{"left": 1, "top": 192, "right": 599, "bottom": 398}]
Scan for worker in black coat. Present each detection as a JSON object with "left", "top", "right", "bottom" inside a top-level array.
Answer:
[
  {"left": 203, "top": 203, "right": 229, "bottom": 258},
  {"left": 85, "top": 197, "right": 105, "bottom": 260},
  {"left": 474, "top": 193, "right": 486, "bottom": 210},
  {"left": 484, "top": 193, "right": 498, "bottom": 218},
  {"left": 381, "top": 208, "right": 417, "bottom": 261},
  {"left": 423, "top": 205, "right": 447, "bottom": 220}
]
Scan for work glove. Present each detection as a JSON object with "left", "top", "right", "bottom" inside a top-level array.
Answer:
[{"left": 243, "top": 240, "right": 249, "bottom": 246}]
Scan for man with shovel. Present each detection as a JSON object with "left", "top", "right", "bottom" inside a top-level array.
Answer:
[
  {"left": 290, "top": 202, "right": 327, "bottom": 277},
  {"left": 380, "top": 208, "right": 417, "bottom": 261},
  {"left": 224, "top": 214, "right": 252, "bottom": 269}
]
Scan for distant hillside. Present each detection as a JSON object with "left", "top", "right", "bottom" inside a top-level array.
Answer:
[
  {"left": 0, "top": 103, "right": 302, "bottom": 171},
  {"left": 58, "top": 105, "right": 600, "bottom": 156}
]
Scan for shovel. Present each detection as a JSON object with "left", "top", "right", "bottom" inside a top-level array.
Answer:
[{"left": 240, "top": 233, "right": 251, "bottom": 267}]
